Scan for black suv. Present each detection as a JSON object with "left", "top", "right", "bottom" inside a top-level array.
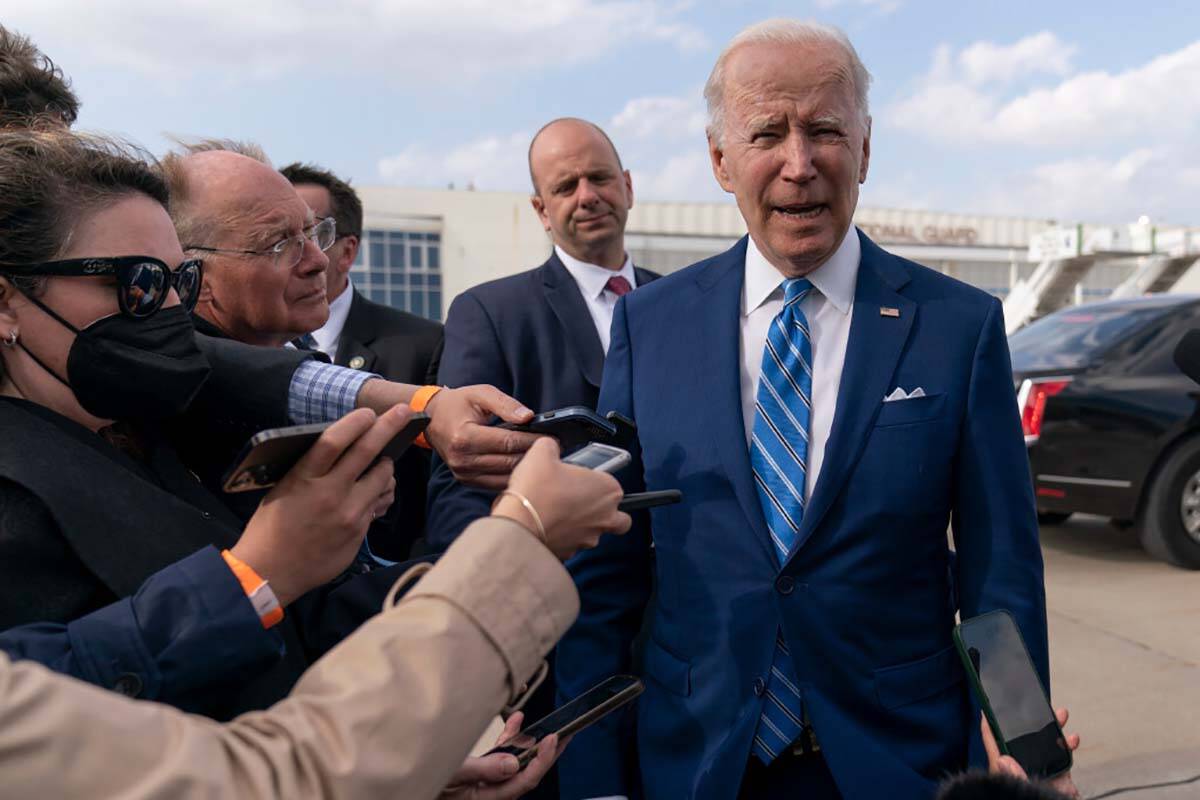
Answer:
[{"left": 1010, "top": 294, "right": 1200, "bottom": 568}]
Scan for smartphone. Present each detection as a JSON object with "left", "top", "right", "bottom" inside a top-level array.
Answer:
[
  {"left": 618, "top": 489, "right": 682, "bottom": 512},
  {"left": 500, "top": 406, "right": 617, "bottom": 450},
  {"left": 561, "top": 442, "right": 631, "bottom": 474},
  {"left": 954, "top": 610, "right": 1072, "bottom": 779},
  {"left": 222, "top": 414, "right": 431, "bottom": 493},
  {"left": 605, "top": 410, "right": 638, "bottom": 448},
  {"left": 486, "top": 675, "right": 644, "bottom": 767}
]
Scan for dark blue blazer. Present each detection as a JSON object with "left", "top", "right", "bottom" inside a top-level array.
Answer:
[
  {"left": 426, "top": 253, "right": 658, "bottom": 546},
  {"left": 0, "top": 547, "right": 280, "bottom": 708},
  {"left": 555, "top": 231, "right": 1048, "bottom": 800}
]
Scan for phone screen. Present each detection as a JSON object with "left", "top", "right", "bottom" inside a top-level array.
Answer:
[
  {"left": 489, "top": 675, "right": 642, "bottom": 757},
  {"left": 957, "top": 611, "right": 1071, "bottom": 778},
  {"left": 563, "top": 444, "right": 625, "bottom": 471}
]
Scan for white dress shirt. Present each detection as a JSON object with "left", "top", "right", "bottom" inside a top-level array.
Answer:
[
  {"left": 579, "top": 235, "right": 860, "bottom": 800},
  {"left": 308, "top": 277, "right": 356, "bottom": 359},
  {"left": 740, "top": 230, "right": 860, "bottom": 500},
  {"left": 554, "top": 245, "right": 637, "bottom": 354}
]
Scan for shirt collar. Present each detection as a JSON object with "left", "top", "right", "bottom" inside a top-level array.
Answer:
[
  {"left": 311, "top": 276, "right": 355, "bottom": 352},
  {"left": 742, "top": 227, "right": 860, "bottom": 317},
  {"left": 554, "top": 244, "right": 635, "bottom": 300}
]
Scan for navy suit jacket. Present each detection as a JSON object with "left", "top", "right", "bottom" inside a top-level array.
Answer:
[
  {"left": 555, "top": 231, "right": 1048, "bottom": 800},
  {"left": 426, "top": 252, "right": 658, "bottom": 547}
]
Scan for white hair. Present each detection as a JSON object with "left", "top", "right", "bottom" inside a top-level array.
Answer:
[{"left": 703, "top": 19, "right": 873, "bottom": 145}]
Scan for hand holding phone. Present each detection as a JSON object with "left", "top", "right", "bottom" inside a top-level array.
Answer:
[
  {"left": 229, "top": 407, "right": 407, "bottom": 606},
  {"left": 485, "top": 675, "right": 644, "bottom": 767},
  {"left": 496, "top": 439, "right": 631, "bottom": 561},
  {"left": 223, "top": 414, "right": 430, "bottom": 493},
  {"left": 954, "top": 610, "right": 1073, "bottom": 779}
]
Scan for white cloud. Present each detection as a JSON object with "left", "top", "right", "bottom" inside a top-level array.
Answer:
[
  {"left": 629, "top": 150, "right": 726, "bottom": 202},
  {"left": 610, "top": 93, "right": 707, "bottom": 141},
  {"left": 378, "top": 132, "right": 531, "bottom": 191},
  {"left": 377, "top": 87, "right": 725, "bottom": 199},
  {"left": 956, "top": 32, "right": 1076, "bottom": 85},
  {"left": 889, "top": 34, "right": 1200, "bottom": 147},
  {"left": 4, "top": 0, "right": 706, "bottom": 84},
  {"left": 608, "top": 89, "right": 725, "bottom": 201},
  {"left": 975, "top": 146, "right": 1200, "bottom": 224}
]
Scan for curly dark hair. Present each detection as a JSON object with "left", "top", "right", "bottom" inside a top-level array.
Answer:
[{"left": 0, "top": 26, "right": 80, "bottom": 128}]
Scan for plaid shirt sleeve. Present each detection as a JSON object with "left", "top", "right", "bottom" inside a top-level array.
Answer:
[{"left": 287, "top": 360, "right": 380, "bottom": 424}]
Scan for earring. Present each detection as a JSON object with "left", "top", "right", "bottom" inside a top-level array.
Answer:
[{"left": 2, "top": 330, "right": 17, "bottom": 347}]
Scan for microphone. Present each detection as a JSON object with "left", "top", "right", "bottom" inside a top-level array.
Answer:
[{"left": 1173, "top": 329, "right": 1200, "bottom": 385}]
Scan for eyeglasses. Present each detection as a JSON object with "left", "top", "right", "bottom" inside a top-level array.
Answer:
[
  {"left": 185, "top": 217, "right": 337, "bottom": 269},
  {"left": 0, "top": 256, "right": 203, "bottom": 319}
]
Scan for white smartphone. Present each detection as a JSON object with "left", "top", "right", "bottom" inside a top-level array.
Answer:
[{"left": 562, "top": 442, "right": 631, "bottom": 473}]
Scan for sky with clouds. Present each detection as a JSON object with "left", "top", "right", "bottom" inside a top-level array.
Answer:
[{"left": 7, "top": 0, "right": 1199, "bottom": 225}]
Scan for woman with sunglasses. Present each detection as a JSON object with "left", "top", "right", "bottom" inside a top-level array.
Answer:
[
  {"left": 0, "top": 130, "right": 409, "bottom": 716},
  {"left": 0, "top": 130, "right": 628, "bottom": 732}
]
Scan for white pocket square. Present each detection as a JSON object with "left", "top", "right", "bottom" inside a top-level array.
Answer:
[{"left": 883, "top": 386, "right": 926, "bottom": 402}]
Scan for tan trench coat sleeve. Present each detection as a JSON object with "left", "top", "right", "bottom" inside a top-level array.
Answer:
[{"left": 0, "top": 516, "right": 579, "bottom": 800}]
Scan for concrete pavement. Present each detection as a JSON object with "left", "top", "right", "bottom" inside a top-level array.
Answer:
[{"left": 1040, "top": 515, "right": 1200, "bottom": 798}]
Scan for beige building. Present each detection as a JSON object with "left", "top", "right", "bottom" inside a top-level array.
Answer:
[{"left": 352, "top": 186, "right": 1169, "bottom": 322}]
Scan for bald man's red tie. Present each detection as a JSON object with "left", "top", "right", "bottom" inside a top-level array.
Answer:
[{"left": 605, "top": 276, "right": 633, "bottom": 297}]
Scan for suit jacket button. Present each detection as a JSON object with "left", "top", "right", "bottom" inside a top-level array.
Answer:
[
  {"left": 349, "top": 356, "right": 366, "bottom": 369},
  {"left": 776, "top": 575, "right": 795, "bottom": 595},
  {"left": 753, "top": 677, "right": 766, "bottom": 697},
  {"left": 112, "top": 673, "right": 143, "bottom": 697}
]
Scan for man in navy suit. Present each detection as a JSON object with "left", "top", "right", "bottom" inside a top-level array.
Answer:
[
  {"left": 426, "top": 118, "right": 659, "bottom": 546},
  {"left": 556, "top": 20, "right": 1049, "bottom": 800}
]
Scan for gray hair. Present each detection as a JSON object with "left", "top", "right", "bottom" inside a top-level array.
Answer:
[
  {"left": 168, "top": 135, "right": 271, "bottom": 165},
  {"left": 159, "top": 136, "right": 271, "bottom": 248},
  {"left": 703, "top": 19, "right": 872, "bottom": 145}
]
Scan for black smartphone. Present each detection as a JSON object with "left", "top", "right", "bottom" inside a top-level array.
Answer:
[
  {"left": 486, "top": 675, "right": 644, "bottom": 767},
  {"left": 222, "top": 414, "right": 431, "bottom": 493},
  {"left": 618, "top": 489, "right": 682, "bottom": 512},
  {"left": 954, "top": 610, "right": 1072, "bottom": 779},
  {"left": 499, "top": 406, "right": 617, "bottom": 450},
  {"left": 605, "top": 410, "right": 638, "bottom": 448}
]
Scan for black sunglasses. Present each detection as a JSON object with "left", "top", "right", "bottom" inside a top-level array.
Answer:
[{"left": 0, "top": 256, "right": 203, "bottom": 319}]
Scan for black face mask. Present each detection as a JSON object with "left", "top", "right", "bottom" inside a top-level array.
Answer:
[{"left": 16, "top": 296, "right": 211, "bottom": 421}]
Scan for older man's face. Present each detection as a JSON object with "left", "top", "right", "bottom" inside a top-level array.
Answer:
[
  {"left": 190, "top": 155, "right": 329, "bottom": 347},
  {"left": 709, "top": 41, "right": 870, "bottom": 277}
]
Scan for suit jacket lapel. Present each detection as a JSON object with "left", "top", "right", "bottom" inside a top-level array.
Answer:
[
  {"left": 335, "top": 291, "right": 380, "bottom": 372},
  {"left": 697, "top": 238, "right": 779, "bottom": 568},
  {"left": 785, "top": 231, "right": 915, "bottom": 562},
  {"left": 542, "top": 254, "right": 606, "bottom": 389}
]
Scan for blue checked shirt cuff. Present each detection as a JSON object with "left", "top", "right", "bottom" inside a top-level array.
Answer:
[{"left": 287, "top": 360, "right": 380, "bottom": 424}]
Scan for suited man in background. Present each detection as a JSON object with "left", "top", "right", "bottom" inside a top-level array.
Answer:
[
  {"left": 283, "top": 162, "right": 443, "bottom": 559},
  {"left": 425, "top": 117, "right": 657, "bottom": 800},
  {"left": 426, "top": 117, "right": 658, "bottom": 547},
  {"left": 556, "top": 19, "right": 1049, "bottom": 800}
]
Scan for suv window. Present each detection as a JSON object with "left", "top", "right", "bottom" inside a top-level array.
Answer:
[{"left": 1009, "top": 304, "right": 1183, "bottom": 371}]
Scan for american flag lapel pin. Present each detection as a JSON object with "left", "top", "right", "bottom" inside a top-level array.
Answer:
[{"left": 880, "top": 307, "right": 900, "bottom": 318}]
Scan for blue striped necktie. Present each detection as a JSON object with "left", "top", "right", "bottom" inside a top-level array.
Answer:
[{"left": 749, "top": 277, "right": 813, "bottom": 763}]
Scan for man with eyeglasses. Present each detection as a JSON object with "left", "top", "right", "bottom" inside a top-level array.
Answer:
[{"left": 163, "top": 147, "right": 336, "bottom": 348}]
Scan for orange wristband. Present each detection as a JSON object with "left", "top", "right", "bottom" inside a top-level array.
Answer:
[
  {"left": 221, "top": 550, "right": 284, "bottom": 629},
  {"left": 410, "top": 385, "right": 443, "bottom": 450}
]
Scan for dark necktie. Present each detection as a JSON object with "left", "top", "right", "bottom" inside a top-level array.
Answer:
[
  {"left": 604, "top": 275, "right": 633, "bottom": 297},
  {"left": 291, "top": 332, "right": 319, "bottom": 351}
]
